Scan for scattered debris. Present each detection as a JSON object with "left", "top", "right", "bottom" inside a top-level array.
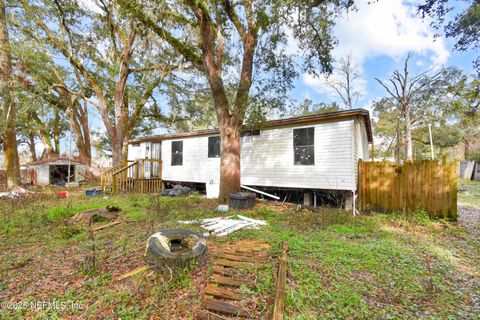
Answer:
[
  {"left": 106, "top": 205, "right": 120, "bottom": 212},
  {"left": 0, "top": 185, "right": 34, "bottom": 199},
  {"left": 57, "top": 191, "right": 69, "bottom": 198},
  {"left": 116, "top": 264, "right": 151, "bottom": 281},
  {"left": 91, "top": 221, "right": 122, "bottom": 231},
  {"left": 194, "top": 240, "right": 271, "bottom": 319},
  {"left": 78, "top": 170, "right": 99, "bottom": 183},
  {"left": 241, "top": 184, "right": 280, "bottom": 200},
  {"left": 68, "top": 206, "right": 121, "bottom": 225},
  {"left": 66, "top": 182, "right": 79, "bottom": 188},
  {"left": 217, "top": 204, "right": 229, "bottom": 212},
  {"left": 178, "top": 215, "right": 267, "bottom": 237},
  {"left": 161, "top": 184, "right": 192, "bottom": 196},
  {"left": 273, "top": 241, "right": 288, "bottom": 320},
  {"left": 145, "top": 229, "right": 207, "bottom": 269},
  {"left": 85, "top": 188, "right": 102, "bottom": 197}
]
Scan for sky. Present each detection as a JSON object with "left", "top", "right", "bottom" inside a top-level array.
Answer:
[{"left": 289, "top": 0, "right": 476, "bottom": 112}]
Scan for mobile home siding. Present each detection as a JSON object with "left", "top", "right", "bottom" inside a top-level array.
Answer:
[
  {"left": 162, "top": 137, "right": 220, "bottom": 183},
  {"left": 240, "top": 120, "right": 354, "bottom": 190},
  {"left": 352, "top": 117, "right": 370, "bottom": 187},
  {"left": 132, "top": 117, "right": 369, "bottom": 192}
]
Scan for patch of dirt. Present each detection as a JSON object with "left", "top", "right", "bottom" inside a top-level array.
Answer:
[{"left": 458, "top": 205, "right": 480, "bottom": 233}]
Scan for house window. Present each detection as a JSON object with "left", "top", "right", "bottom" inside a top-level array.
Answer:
[
  {"left": 293, "top": 127, "right": 314, "bottom": 165},
  {"left": 241, "top": 130, "right": 260, "bottom": 137},
  {"left": 208, "top": 136, "right": 220, "bottom": 158},
  {"left": 171, "top": 141, "right": 183, "bottom": 166}
]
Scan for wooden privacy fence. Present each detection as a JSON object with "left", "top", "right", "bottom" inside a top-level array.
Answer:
[{"left": 358, "top": 160, "right": 457, "bottom": 220}]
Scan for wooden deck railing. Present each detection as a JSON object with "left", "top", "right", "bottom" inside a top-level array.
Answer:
[
  {"left": 102, "top": 159, "right": 163, "bottom": 194},
  {"left": 101, "top": 161, "right": 128, "bottom": 192}
]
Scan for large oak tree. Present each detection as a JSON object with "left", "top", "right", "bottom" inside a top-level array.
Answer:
[
  {"left": 120, "top": 0, "right": 351, "bottom": 202},
  {"left": 0, "top": 0, "right": 20, "bottom": 187},
  {"left": 19, "top": 0, "right": 180, "bottom": 164}
]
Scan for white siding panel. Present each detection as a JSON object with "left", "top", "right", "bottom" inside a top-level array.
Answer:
[
  {"left": 352, "top": 117, "right": 370, "bottom": 189},
  {"left": 162, "top": 136, "right": 221, "bottom": 183},
  {"left": 240, "top": 120, "right": 354, "bottom": 190},
  {"left": 36, "top": 165, "right": 50, "bottom": 185},
  {"left": 128, "top": 142, "right": 145, "bottom": 160}
]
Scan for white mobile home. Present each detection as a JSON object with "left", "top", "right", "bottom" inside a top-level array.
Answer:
[{"left": 127, "top": 109, "right": 372, "bottom": 205}]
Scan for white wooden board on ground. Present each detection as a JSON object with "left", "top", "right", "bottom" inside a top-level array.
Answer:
[
  {"left": 178, "top": 215, "right": 267, "bottom": 237},
  {"left": 463, "top": 161, "right": 475, "bottom": 180}
]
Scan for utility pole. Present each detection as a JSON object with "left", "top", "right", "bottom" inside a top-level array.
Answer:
[
  {"left": 428, "top": 123, "right": 434, "bottom": 160},
  {"left": 67, "top": 120, "right": 72, "bottom": 184}
]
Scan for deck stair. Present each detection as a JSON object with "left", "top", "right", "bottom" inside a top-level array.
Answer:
[{"left": 100, "top": 159, "right": 163, "bottom": 194}]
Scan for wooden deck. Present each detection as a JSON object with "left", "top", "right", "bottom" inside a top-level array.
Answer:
[{"left": 101, "top": 159, "right": 163, "bottom": 194}]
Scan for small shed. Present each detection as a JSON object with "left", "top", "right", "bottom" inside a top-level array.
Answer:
[{"left": 24, "top": 156, "right": 88, "bottom": 186}]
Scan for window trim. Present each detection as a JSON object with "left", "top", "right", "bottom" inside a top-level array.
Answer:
[
  {"left": 293, "top": 127, "right": 315, "bottom": 166},
  {"left": 240, "top": 129, "right": 260, "bottom": 137},
  {"left": 208, "top": 136, "right": 221, "bottom": 158},
  {"left": 171, "top": 140, "right": 183, "bottom": 166}
]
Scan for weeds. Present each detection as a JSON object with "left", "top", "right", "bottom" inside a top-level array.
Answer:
[{"left": 0, "top": 191, "right": 478, "bottom": 319}]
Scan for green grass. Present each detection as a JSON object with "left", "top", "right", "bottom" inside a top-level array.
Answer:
[
  {"left": 0, "top": 190, "right": 478, "bottom": 319},
  {"left": 458, "top": 179, "right": 480, "bottom": 207}
]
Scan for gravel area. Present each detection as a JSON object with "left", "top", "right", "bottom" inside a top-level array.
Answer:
[{"left": 458, "top": 204, "right": 480, "bottom": 233}]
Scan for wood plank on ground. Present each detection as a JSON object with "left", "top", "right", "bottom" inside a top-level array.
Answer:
[
  {"left": 219, "top": 248, "right": 268, "bottom": 257},
  {"left": 116, "top": 265, "right": 150, "bottom": 281},
  {"left": 272, "top": 241, "right": 288, "bottom": 320},
  {"left": 204, "top": 284, "right": 242, "bottom": 300},
  {"left": 210, "top": 274, "right": 255, "bottom": 288},
  {"left": 202, "top": 299, "right": 249, "bottom": 317},
  {"left": 92, "top": 221, "right": 122, "bottom": 231},
  {"left": 214, "top": 259, "right": 253, "bottom": 269},
  {"left": 212, "top": 266, "right": 248, "bottom": 277},
  {"left": 194, "top": 310, "right": 229, "bottom": 320},
  {"left": 219, "top": 253, "right": 265, "bottom": 263}
]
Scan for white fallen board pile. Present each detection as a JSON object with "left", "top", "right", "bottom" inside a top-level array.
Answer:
[{"left": 178, "top": 215, "right": 267, "bottom": 237}]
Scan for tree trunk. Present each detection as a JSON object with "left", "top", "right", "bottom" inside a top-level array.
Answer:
[
  {"left": 0, "top": 0, "right": 20, "bottom": 187},
  {"left": 122, "top": 136, "right": 129, "bottom": 161},
  {"left": 218, "top": 116, "right": 241, "bottom": 203},
  {"left": 464, "top": 137, "right": 470, "bottom": 160},
  {"left": 81, "top": 106, "right": 91, "bottom": 165},
  {"left": 38, "top": 134, "right": 58, "bottom": 159},
  {"left": 28, "top": 133, "right": 37, "bottom": 162},
  {"left": 404, "top": 108, "right": 413, "bottom": 161},
  {"left": 110, "top": 134, "right": 123, "bottom": 165},
  {"left": 67, "top": 101, "right": 91, "bottom": 165}
]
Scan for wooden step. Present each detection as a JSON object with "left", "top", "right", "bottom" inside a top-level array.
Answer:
[
  {"left": 194, "top": 310, "right": 229, "bottom": 320},
  {"left": 220, "top": 248, "right": 268, "bottom": 258},
  {"left": 212, "top": 266, "right": 248, "bottom": 277},
  {"left": 219, "top": 253, "right": 266, "bottom": 263},
  {"left": 210, "top": 274, "right": 255, "bottom": 288},
  {"left": 202, "top": 299, "right": 249, "bottom": 317},
  {"left": 214, "top": 259, "right": 253, "bottom": 269},
  {"left": 204, "top": 284, "right": 242, "bottom": 300},
  {"left": 223, "top": 242, "right": 270, "bottom": 250}
]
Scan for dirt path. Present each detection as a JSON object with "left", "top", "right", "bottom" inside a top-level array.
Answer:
[{"left": 458, "top": 204, "right": 480, "bottom": 233}]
